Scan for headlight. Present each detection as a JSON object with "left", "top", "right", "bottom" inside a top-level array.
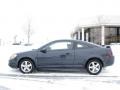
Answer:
[{"left": 10, "top": 54, "right": 17, "bottom": 59}]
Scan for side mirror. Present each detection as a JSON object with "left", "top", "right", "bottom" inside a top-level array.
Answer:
[
  {"left": 40, "top": 47, "right": 51, "bottom": 53},
  {"left": 40, "top": 49, "right": 47, "bottom": 53}
]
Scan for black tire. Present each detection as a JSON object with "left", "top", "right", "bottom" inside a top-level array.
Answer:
[
  {"left": 19, "top": 59, "right": 35, "bottom": 74},
  {"left": 86, "top": 59, "right": 102, "bottom": 75}
]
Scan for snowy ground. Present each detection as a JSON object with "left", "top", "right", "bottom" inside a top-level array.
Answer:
[{"left": 0, "top": 45, "right": 120, "bottom": 90}]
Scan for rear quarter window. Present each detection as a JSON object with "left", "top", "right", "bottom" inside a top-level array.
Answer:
[{"left": 76, "top": 43, "right": 89, "bottom": 49}]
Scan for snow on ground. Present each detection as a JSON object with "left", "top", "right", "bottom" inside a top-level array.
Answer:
[
  {"left": 0, "top": 44, "right": 120, "bottom": 90},
  {"left": 0, "top": 76, "right": 120, "bottom": 90}
]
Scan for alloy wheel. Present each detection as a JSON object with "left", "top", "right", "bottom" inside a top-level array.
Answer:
[
  {"left": 87, "top": 59, "right": 102, "bottom": 75},
  {"left": 19, "top": 59, "right": 34, "bottom": 73}
]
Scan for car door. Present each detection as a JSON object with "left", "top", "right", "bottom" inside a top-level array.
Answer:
[
  {"left": 36, "top": 41, "right": 75, "bottom": 68},
  {"left": 74, "top": 42, "right": 89, "bottom": 67}
]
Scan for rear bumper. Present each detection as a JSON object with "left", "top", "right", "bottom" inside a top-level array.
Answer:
[{"left": 104, "top": 56, "right": 114, "bottom": 67}]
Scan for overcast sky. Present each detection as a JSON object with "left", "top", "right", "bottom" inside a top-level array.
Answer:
[{"left": 0, "top": 0, "right": 120, "bottom": 44}]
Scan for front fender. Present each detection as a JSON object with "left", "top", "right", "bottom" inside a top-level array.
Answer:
[{"left": 17, "top": 51, "right": 38, "bottom": 66}]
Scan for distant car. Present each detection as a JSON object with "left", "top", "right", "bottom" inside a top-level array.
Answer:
[{"left": 9, "top": 39, "right": 114, "bottom": 75}]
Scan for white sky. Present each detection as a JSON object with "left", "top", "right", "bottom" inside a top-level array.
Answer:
[{"left": 0, "top": 0, "right": 120, "bottom": 44}]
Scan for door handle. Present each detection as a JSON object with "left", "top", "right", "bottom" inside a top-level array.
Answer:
[
  {"left": 60, "top": 53, "right": 70, "bottom": 58},
  {"left": 66, "top": 53, "right": 70, "bottom": 55},
  {"left": 60, "top": 55, "right": 66, "bottom": 58}
]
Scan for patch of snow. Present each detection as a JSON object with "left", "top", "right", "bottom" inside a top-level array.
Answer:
[
  {"left": 0, "top": 85, "right": 10, "bottom": 90},
  {"left": 0, "top": 76, "right": 120, "bottom": 90}
]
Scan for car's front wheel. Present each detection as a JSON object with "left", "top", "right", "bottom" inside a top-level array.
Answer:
[
  {"left": 86, "top": 59, "right": 102, "bottom": 75},
  {"left": 19, "top": 59, "right": 35, "bottom": 73}
]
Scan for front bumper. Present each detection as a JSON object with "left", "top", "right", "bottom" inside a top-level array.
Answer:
[{"left": 8, "top": 58, "right": 18, "bottom": 68}]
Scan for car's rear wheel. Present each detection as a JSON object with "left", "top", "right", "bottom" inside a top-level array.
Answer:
[
  {"left": 86, "top": 59, "right": 102, "bottom": 75},
  {"left": 19, "top": 59, "right": 35, "bottom": 73}
]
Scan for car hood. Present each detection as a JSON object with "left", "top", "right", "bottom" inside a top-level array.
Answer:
[{"left": 16, "top": 49, "right": 37, "bottom": 55}]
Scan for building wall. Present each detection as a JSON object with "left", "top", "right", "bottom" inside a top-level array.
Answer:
[{"left": 72, "top": 26, "right": 120, "bottom": 45}]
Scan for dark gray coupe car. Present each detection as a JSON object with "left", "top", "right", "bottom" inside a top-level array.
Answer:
[{"left": 9, "top": 39, "right": 114, "bottom": 75}]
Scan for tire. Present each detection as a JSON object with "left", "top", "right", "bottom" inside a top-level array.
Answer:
[
  {"left": 86, "top": 59, "right": 102, "bottom": 75},
  {"left": 19, "top": 59, "right": 35, "bottom": 74}
]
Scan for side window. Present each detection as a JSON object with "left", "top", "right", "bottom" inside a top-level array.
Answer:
[
  {"left": 76, "top": 43, "right": 87, "bottom": 48},
  {"left": 49, "top": 42, "right": 73, "bottom": 50}
]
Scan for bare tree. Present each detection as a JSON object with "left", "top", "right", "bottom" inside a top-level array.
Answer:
[
  {"left": 13, "top": 35, "right": 17, "bottom": 44},
  {"left": 0, "top": 39, "right": 1, "bottom": 46},
  {"left": 24, "top": 19, "right": 34, "bottom": 45}
]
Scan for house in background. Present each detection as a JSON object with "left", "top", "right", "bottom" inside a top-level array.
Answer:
[{"left": 71, "top": 16, "right": 120, "bottom": 45}]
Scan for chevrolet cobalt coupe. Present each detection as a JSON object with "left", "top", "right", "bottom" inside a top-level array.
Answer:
[{"left": 9, "top": 40, "right": 114, "bottom": 75}]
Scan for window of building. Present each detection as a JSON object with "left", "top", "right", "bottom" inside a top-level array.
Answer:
[
  {"left": 87, "top": 27, "right": 101, "bottom": 45},
  {"left": 105, "top": 27, "right": 120, "bottom": 45}
]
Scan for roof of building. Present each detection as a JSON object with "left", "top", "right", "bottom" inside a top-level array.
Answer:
[{"left": 77, "top": 16, "right": 120, "bottom": 28}]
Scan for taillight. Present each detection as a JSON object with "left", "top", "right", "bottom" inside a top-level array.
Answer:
[{"left": 107, "top": 49, "right": 113, "bottom": 57}]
